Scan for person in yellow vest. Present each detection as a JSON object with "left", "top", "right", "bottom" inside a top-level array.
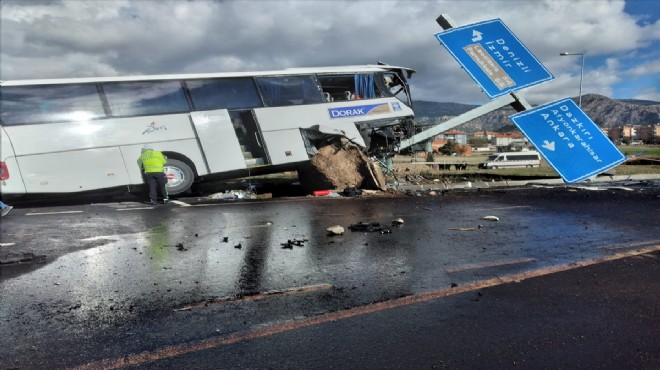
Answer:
[{"left": 139, "top": 145, "right": 169, "bottom": 205}]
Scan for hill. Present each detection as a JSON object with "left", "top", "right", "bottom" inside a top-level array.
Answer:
[{"left": 413, "top": 94, "right": 660, "bottom": 132}]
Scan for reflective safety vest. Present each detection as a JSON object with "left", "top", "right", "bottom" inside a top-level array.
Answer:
[{"left": 140, "top": 149, "right": 167, "bottom": 173}]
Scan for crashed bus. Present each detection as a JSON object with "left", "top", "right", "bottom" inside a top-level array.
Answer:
[{"left": 0, "top": 64, "right": 416, "bottom": 197}]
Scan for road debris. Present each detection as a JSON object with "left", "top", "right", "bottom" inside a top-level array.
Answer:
[
  {"left": 281, "top": 239, "right": 306, "bottom": 249},
  {"left": 482, "top": 215, "right": 500, "bottom": 221},
  {"left": 349, "top": 221, "right": 382, "bottom": 232},
  {"left": 342, "top": 187, "right": 362, "bottom": 197},
  {"left": 326, "top": 225, "right": 345, "bottom": 236}
]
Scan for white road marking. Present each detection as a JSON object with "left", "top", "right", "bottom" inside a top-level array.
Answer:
[
  {"left": 80, "top": 235, "right": 122, "bottom": 242},
  {"left": 170, "top": 200, "right": 190, "bottom": 206},
  {"left": 117, "top": 207, "right": 155, "bottom": 211},
  {"left": 26, "top": 210, "right": 84, "bottom": 216}
]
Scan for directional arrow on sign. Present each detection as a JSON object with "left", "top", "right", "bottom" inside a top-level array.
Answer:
[
  {"left": 471, "top": 30, "right": 482, "bottom": 42},
  {"left": 542, "top": 140, "right": 555, "bottom": 151}
]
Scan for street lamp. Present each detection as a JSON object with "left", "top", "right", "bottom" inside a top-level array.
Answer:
[{"left": 560, "top": 52, "right": 585, "bottom": 107}]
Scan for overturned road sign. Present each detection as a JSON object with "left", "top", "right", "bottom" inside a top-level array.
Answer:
[{"left": 510, "top": 98, "right": 626, "bottom": 183}]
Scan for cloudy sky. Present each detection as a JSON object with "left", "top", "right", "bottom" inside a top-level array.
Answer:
[{"left": 1, "top": 0, "right": 658, "bottom": 105}]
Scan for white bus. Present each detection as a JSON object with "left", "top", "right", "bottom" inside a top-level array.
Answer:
[
  {"left": 478, "top": 151, "right": 541, "bottom": 169},
  {"left": 0, "top": 64, "right": 415, "bottom": 198}
]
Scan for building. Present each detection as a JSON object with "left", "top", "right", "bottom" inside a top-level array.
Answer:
[
  {"left": 469, "top": 131, "right": 499, "bottom": 141},
  {"left": 607, "top": 124, "right": 659, "bottom": 144},
  {"left": 493, "top": 132, "right": 528, "bottom": 147},
  {"left": 434, "top": 129, "right": 468, "bottom": 145}
]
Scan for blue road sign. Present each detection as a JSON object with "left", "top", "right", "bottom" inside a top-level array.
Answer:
[
  {"left": 510, "top": 98, "right": 626, "bottom": 183},
  {"left": 435, "top": 19, "right": 554, "bottom": 99}
]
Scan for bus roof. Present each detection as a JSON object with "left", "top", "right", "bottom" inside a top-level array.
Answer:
[{"left": 0, "top": 64, "right": 415, "bottom": 86}]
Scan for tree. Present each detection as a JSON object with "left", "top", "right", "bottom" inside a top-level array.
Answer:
[
  {"left": 440, "top": 140, "right": 457, "bottom": 155},
  {"left": 468, "top": 137, "right": 489, "bottom": 148}
]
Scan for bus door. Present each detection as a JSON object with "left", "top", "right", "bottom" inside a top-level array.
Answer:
[
  {"left": 189, "top": 109, "right": 247, "bottom": 173},
  {"left": 230, "top": 110, "right": 270, "bottom": 168}
]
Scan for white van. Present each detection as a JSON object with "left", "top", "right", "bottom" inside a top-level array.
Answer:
[{"left": 479, "top": 151, "right": 541, "bottom": 169}]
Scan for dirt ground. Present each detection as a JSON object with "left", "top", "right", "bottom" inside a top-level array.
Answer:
[{"left": 297, "top": 143, "right": 387, "bottom": 193}]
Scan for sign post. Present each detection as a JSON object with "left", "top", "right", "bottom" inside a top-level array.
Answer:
[
  {"left": 435, "top": 19, "right": 554, "bottom": 99},
  {"left": 510, "top": 98, "right": 626, "bottom": 183}
]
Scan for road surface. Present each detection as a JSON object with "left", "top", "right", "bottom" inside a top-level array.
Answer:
[{"left": 1, "top": 184, "right": 659, "bottom": 369}]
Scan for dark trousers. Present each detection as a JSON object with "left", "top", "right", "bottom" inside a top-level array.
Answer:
[{"left": 145, "top": 172, "right": 168, "bottom": 202}]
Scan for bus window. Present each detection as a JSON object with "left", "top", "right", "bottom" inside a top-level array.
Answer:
[
  {"left": 376, "top": 72, "right": 412, "bottom": 106},
  {"left": 317, "top": 74, "right": 356, "bottom": 101},
  {"left": 0, "top": 84, "right": 105, "bottom": 125},
  {"left": 102, "top": 81, "right": 189, "bottom": 117},
  {"left": 255, "top": 75, "right": 323, "bottom": 107},
  {"left": 186, "top": 78, "right": 262, "bottom": 110}
]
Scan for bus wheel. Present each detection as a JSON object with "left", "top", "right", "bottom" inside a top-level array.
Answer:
[{"left": 164, "top": 159, "right": 194, "bottom": 195}]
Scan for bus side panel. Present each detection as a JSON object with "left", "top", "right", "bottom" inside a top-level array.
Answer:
[
  {"left": 190, "top": 110, "right": 247, "bottom": 173},
  {"left": 261, "top": 130, "right": 309, "bottom": 165},
  {"left": 17, "top": 147, "right": 131, "bottom": 193},
  {"left": 5, "top": 114, "right": 195, "bottom": 156},
  {"left": 254, "top": 105, "right": 367, "bottom": 148}
]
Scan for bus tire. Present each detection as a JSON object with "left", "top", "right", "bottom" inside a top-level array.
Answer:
[{"left": 164, "top": 159, "right": 195, "bottom": 195}]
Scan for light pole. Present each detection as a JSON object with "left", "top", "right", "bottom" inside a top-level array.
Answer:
[{"left": 560, "top": 52, "right": 585, "bottom": 107}]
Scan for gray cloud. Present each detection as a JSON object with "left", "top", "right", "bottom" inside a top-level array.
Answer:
[{"left": 1, "top": 0, "right": 658, "bottom": 104}]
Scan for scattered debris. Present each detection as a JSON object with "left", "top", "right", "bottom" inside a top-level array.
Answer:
[
  {"left": 326, "top": 225, "right": 345, "bottom": 236},
  {"left": 482, "top": 215, "right": 500, "bottom": 221},
  {"left": 342, "top": 187, "right": 362, "bottom": 197},
  {"left": 222, "top": 237, "right": 229, "bottom": 243},
  {"left": 175, "top": 242, "right": 187, "bottom": 251},
  {"left": 234, "top": 243, "right": 242, "bottom": 249},
  {"left": 349, "top": 221, "right": 384, "bottom": 232},
  {"left": 281, "top": 239, "right": 306, "bottom": 249},
  {"left": 392, "top": 218, "right": 405, "bottom": 226}
]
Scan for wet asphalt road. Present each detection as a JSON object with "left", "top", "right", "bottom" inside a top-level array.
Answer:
[{"left": 1, "top": 184, "right": 659, "bottom": 369}]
